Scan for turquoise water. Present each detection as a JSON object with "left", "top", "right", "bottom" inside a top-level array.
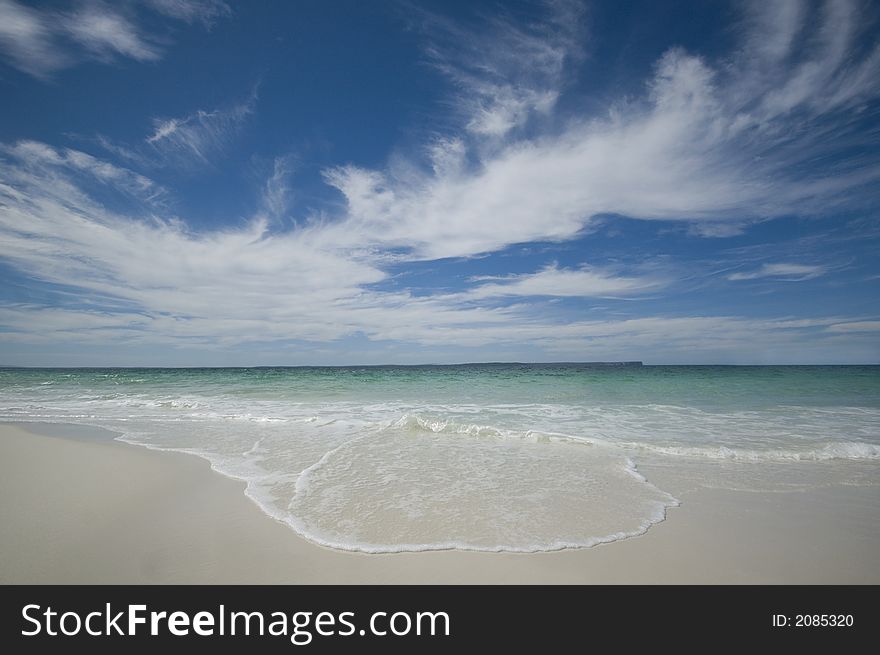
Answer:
[{"left": 1, "top": 364, "right": 878, "bottom": 551}]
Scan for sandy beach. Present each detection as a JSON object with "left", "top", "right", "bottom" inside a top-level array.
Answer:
[{"left": 1, "top": 421, "right": 878, "bottom": 584}]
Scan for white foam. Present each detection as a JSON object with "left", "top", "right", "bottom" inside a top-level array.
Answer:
[
  {"left": 280, "top": 427, "right": 682, "bottom": 553},
  {"left": 242, "top": 437, "right": 265, "bottom": 457},
  {"left": 629, "top": 441, "right": 880, "bottom": 461},
  {"left": 390, "top": 412, "right": 604, "bottom": 447}
]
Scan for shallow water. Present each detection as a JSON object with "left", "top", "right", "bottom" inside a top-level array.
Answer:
[{"left": 1, "top": 364, "right": 877, "bottom": 552}]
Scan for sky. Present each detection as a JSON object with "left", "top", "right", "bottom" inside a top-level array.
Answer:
[{"left": 0, "top": 0, "right": 878, "bottom": 366}]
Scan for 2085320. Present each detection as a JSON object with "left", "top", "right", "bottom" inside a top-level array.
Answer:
[
  {"left": 772, "top": 614, "right": 854, "bottom": 627},
  {"left": 796, "top": 614, "right": 854, "bottom": 627}
]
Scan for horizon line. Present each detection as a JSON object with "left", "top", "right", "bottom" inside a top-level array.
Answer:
[{"left": 2, "top": 361, "right": 878, "bottom": 370}]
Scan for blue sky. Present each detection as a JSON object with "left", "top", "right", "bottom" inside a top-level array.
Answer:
[{"left": 0, "top": 0, "right": 878, "bottom": 365}]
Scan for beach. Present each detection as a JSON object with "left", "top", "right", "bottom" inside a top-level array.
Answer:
[{"left": 2, "top": 421, "right": 878, "bottom": 584}]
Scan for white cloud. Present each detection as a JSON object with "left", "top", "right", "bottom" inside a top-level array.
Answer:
[
  {"left": 688, "top": 222, "right": 748, "bottom": 238},
  {"left": 751, "top": 0, "right": 870, "bottom": 119},
  {"left": 316, "top": 1, "right": 880, "bottom": 262},
  {"left": 0, "top": 306, "right": 150, "bottom": 333},
  {"left": 727, "top": 263, "right": 826, "bottom": 281},
  {"left": 0, "top": 0, "right": 230, "bottom": 78},
  {"left": 465, "top": 264, "right": 665, "bottom": 299},
  {"left": 420, "top": 0, "right": 585, "bottom": 137},
  {"left": 65, "top": 5, "right": 160, "bottom": 62},
  {"left": 259, "top": 156, "right": 294, "bottom": 220},
  {"left": 144, "top": 0, "right": 230, "bottom": 27},
  {"left": 0, "top": 0, "right": 66, "bottom": 76},
  {"left": 826, "top": 321, "right": 880, "bottom": 333},
  {"left": 1, "top": 140, "right": 872, "bottom": 364},
  {"left": 2, "top": 140, "right": 164, "bottom": 203},
  {"left": 0, "top": 143, "right": 388, "bottom": 342},
  {"left": 146, "top": 93, "right": 256, "bottom": 167}
]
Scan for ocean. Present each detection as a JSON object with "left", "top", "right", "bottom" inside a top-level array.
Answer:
[{"left": 1, "top": 364, "right": 878, "bottom": 553}]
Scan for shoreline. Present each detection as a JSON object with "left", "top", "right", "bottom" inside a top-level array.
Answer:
[{"left": 1, "top": 421, "right": 878, "bottom": 584}]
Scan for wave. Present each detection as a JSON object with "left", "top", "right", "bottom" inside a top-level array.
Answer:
[
  {"left": 113, "top": 426, "right": 681, "bottom": 554},
  {"left": 274, "top": 501, "right": 678, "bottom": 554},
  {"left": 630, "top": 441, "right": 880, "bottom": 461},
  {"left": 389, "top": 413, "right": 596, "bottom": 446},
  {"left": 389, "top": 413, "right": 880, "bottom": 462},
  {"left": 8, "top": 409, "right": 878, "bottom": 554}
]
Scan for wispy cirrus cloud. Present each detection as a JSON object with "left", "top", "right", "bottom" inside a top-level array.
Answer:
[
  {"left": 91, "top": 88, "right": 259, "bottom": 172},
  {"left": 1, "top": 140, "right": 164, "bottom": 203},
  {"left": 144, "top": 0, "right": 230, "bottom": 27},
  {"left": 419, "top": 0, "right": 586, "bottom": 137},
  {"left": 145, "top": 91, "right": 256, "bottom": 168},
  {"left": 727, "top": 263, "right": 826, "bottom": 281},
  {"left": 319, "top": 0, "right": 880, "bottom": 261},
  {"left": 465, "top": 264, "right": 666, "bottom": 299},
  {"left": 735, "top": 0, "right": 878, "bottom": 122},
  {"left": 826, "top": 321, "right": 880, "bottom": 333},
  {"left": 0, "top": 142, "right": 387, "bottom": 340},
  {"left": 258, "top": 156, "right": 295, "bottom": 221},
  {"left": 0, "top": 0, "right": 230, "bottom": 78},
  {"left": 0, "top": 0, "right": 67, "bottom": 77},
  {"left": 64, "top": 4, "right": 161, "bottom": 63}
]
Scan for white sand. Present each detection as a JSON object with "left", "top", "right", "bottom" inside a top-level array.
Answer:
[{"left": 1, "top": 421, "right": 878, "bottom": 584}]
